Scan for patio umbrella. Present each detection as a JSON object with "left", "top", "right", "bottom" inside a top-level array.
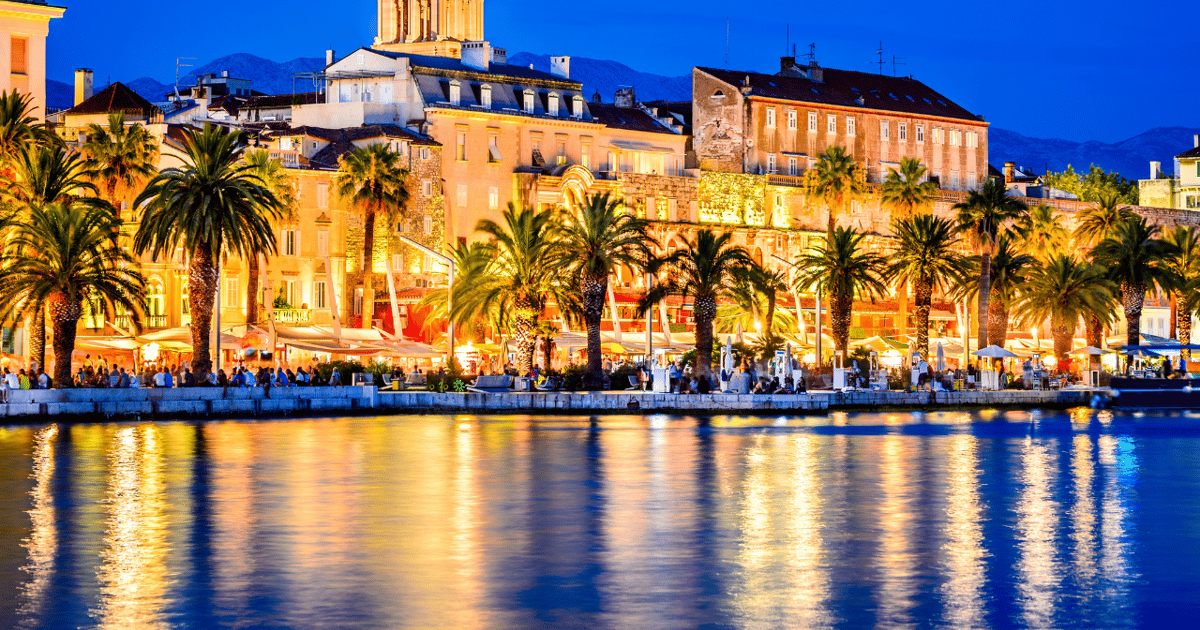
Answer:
[
  {"left": 735, "top": 321, "right": 744, "bottom": 345},
  {"left": 936, "top": 342, "right": 945, "bottom": 372},
  {"left": 973, "top": 344, "right": 1018, "bottom": 358},
  {"left": 724, "top": 336, "right": 734, "bottom": 373},
  {"left": 1070, "top": 346, "right": 1110, "bottom": 356},
  {"left": 1122, "top": 348, "right": 1161, "bottom": 358}
]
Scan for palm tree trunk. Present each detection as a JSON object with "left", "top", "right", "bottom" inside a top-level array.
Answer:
[
  {"left": 1123, "top": 281, "right": 1145, "bottom": 349},
  {"left": 987, "top": 287, "right": 1008, "bottom": 348},
  {"left": 830, "top": 290, "right": 854, "bottom": 359},
  {"left": 246, "top": 254, "right": 260, "bottom": 326},
  {"left": 582, "top": 273, "right": 606, "bottom": 389},
  {"left": 1087, "top": 315, "right": 1104, "bottom": 370},
  {"left": 976, "top": 252, "right": 991, "bottom": 349},
  {"left": 1181, "top": 309, "right": 1194, "bottom": 361},
  {"left": 46, "top": 294, "right": 80, "bottom": 388},
  {"left": 189, "top": 242, "right": 219, "bottom": 378},
  {"left": 1051, "top": 316, "right": 1072, "bottom": 370},
  {"left": 28, "top": 302, "right": 45, "bottom": 370},
  {"left": 107, "top": 179, "right": 119, "bottom": 219},
  {"left": 361, "top": 207, "right": 377, "bottom": 325},
  {"left": 543, "top": 336, "right": 554, "bottom": 371},
  {"left": 693, "top": 294, "right": 717, "bottom": 379},
  {"left": 914, "top": 277, "right": 932, "bottom": 360},
  {"left": 512, "top": 297, "right": 537, "bottom": 374},
  {"left": 764, "top": 290, "right": 777, "bottom": 339}
]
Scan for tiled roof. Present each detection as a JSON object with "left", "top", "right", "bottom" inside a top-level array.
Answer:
[
  {"left": 588, "top": 103, "right": 676, "bottom": 135},
  {"left": 275, "top": 124, "right": 439, "bottom": 170},
  {"left": 1176, "top": 146, "right": 1200, "bottom": 159},
  {"left": 696, "top": 66, "right": 983, "bottom": 123},
  {"left": 65, "top": 82, "right": 161, "bottom": 117}
]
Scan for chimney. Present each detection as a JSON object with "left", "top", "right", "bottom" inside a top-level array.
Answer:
[
  {"left": 550, "top": 55, "right": 570, "bottom": 79},
  {"left": 490, "top": 47, "right": 507, "bottom": 65},
  {"left": 1194, "top": 134, "right": 1199, "bottom": 148},
  {"left": 1003, "top": 161, "right": 1015, "bottom": 183},
  {"left": 808, "top": 60, "right": 823, "bottom": 83},
  {"left": 461, "top": 41, "right": 491, "bottom": 72},
  {"left": 614, "top": 86, "right": 635, "bottom": 108},
  {"left": 780, "top": 56, "right": 796, "bottom": 72},
  {"left": 325, "top": 49, "right": 335, "bottom": 66},
  {"left": 74, "top": 68, "right": 93, "bottom": 106},
  {"left": 221, "top": 70, "right": 229, "bottom": 78},
  {"left": 1151, "top": 161, "right": 1161, "bottom": 179}
]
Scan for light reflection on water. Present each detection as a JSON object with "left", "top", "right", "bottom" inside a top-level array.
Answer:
[{"left": 0, "top": 410, "right": 1191, "bottom": 629}]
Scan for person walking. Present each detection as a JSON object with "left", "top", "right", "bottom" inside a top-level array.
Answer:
[{"left": 329, "top": 366, "right": 341, "bottom": 386}]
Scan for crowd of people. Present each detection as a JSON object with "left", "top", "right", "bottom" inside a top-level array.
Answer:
[{"left": 45, "top": 355, "right": 350, "bottom": 390}]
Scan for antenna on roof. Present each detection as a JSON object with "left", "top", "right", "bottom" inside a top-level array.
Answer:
[
  {"left": 175, "top": 56, "right": 197, "bottom": 101},
  {"left": 805, "top": 43, "right": 816, "bottom": 63},
  {"left": 891, "top": 54, "right": 906, "bottom": 77},
  {"left": 874, "top": 42, "right": 885, "bottom": 75},
  {"left": 786, "top": 24, "right": 789, "bottom": 55},
  {"left": 725, "top": 18, "right": 730, "bottom": 70}
]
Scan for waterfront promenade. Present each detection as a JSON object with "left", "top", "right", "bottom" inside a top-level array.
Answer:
[{"left": 0, "top": 385, "right": 1094, "bottom": 420}]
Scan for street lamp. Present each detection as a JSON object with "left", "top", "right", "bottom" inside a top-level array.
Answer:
[{"left": 397, "top": 236, "right": 456, "bottom": 367}]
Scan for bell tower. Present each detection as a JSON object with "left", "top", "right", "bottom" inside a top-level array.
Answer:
[{"left": 374, "top": 0, "right": 485, "bottom": 58}]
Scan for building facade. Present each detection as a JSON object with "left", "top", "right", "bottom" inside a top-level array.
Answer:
[
  {"left": 0, "top": 0, "right": 63, "bottom": 120},
  {"left": 1140, "top": 135, "right": 1200, "bottom": 210}
]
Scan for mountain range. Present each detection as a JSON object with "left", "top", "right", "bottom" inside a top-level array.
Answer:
[{"left": 47, "top": 52, "right": 1199, "bottom": 181}]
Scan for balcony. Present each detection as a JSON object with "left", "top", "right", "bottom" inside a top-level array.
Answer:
[
  {"left": 147, "top": 315, "right": 167, "bottom": 328},
  {"left": 767, "top": 173, "right": 806, "bottom": 188},
  {"left": 274, "top": 309, "right": 313, "bottom": 325}
]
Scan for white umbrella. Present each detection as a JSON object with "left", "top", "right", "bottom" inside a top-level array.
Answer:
[
  {"left": 973, "top": 344, "right": 1019, "bottom": 358},
  {"left": 936, "top": 342, "right": 945, "bottom": 372},
  {"left": 724, "top": 336, "right": 734, "bottom": 372},
  {"left": 1070, "top": 346, "right": 1110, "bottom": 356},
  {"left": 735, "top": 321, "right": 744, "bottom": 345},
  {"left": 785, "top": 341, "right": 793, "bottom": 377}
]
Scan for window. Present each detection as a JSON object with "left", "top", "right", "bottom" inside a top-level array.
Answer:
[
  {"left": 223, "top": 277, "right": 239, "bottom": 308},
  {"left": 10, "top": 37, "right": 26, "bottom": 74},
  {"left": 313, "top": 281, "right": 326, "bottom": 309},
  {"left": 456, "top": 184, "right": 468, "bottom": 208},
  {"left": 950, "top": 170, "right": 960, "bottom": 190},
  {"left": 880, "top": 121, "right": 890, "bottom": 141},
  {"left": 353, "top": 288, "right": 363, "bottom": 316},
  {"left": 788, "top": 157, "right": 798, "bottom": 177},
  {"left": 608, "top": 151, "right": 617, "bottom": 172},
  {"left": 827, "top": 114, "right": 837, "bottom": 133},
  {"left": 480, "top": 84, "right": 492, "bottom": 108},
  {"left": 898, "top": 123, "right": 907, "bottom": 142},
  {"left": 916, "top": 124, "right": 925, "bottom": 143},
  {"left": 487, "top": 133, "right": 501, "bottom": 163},
  {"left": 581, "top": 142, "right": 591, "bottom": 169},
  {"left": 766, "top": 153, "right": 776, "bottom": 174},
  {"left": 391, "top": 254, "right": 402, "bottom": 273},
  {"left": 523, "top": 89, "right": 534, "bottom": 113},
  {"left": 967, "top": 172, "right": 977, "bottom": 190},
  {"left": 573, "top": 95, "right": 584, "bottom": 118},
  {"left": 282, "top": 228, "right": 298, "bottom": 256},
  {"left": 422, "top": 180, "right": 432, "bottom": 197},
  {"left": 381, "top": 83, "right": 393, "bottom": 104},
  {"left": 281, "top": 279, "right": 297, "bottom": 307},
  {"left": 556, "top": 138, "right": 566, "bottom": 165},
  {"left": 766, "top": 107, "right": 775, "bottom": 128},
  {"left": 488, "top": 186, "right": 499, "bottom": 210},
  {"left": 317, "top": 230, "right": 329, "bottom": 257},
  {"left": 847, "top": 117, "right": 856, "bottom": 136},
  {"left": 448, "top": 79, "right": 461, "bottom": 106},
  {"left": 788, "top": 110, "right": 797, "bottom": 130},
  {"left": 420, "top": 147, "right": 430, "bottom": 160},
  {"left": 933, "top": 128, "right": 943, "bottom": 145},
  {"left": 949, "top": 130, "right": 961, "bottom": 147},
  {"left": 456, "top": 131, "right": 467, "bottom": 161},
  {"left": 965, "top": 131, "right": 978, "bottom": 148},
  {"left": 424, "top": 216, "right": 432, "bottom": 235},
  {"left": 808, "top": 111, "right": 817, "bottom": 132},
  {"left": 316, "top": 182, "right": 328, "bottom": 209},
  {"left": 548, "top": 92, "right": 559, "bottom": 116}
]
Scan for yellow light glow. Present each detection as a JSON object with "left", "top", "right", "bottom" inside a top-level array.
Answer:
[{"left": 1043, "top": 355, "right": 1057, "bottom": 367}]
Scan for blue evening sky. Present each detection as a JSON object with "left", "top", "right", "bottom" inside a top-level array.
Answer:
[{"left": 46, "top": 0, "right": 1199, "bottom": 143}]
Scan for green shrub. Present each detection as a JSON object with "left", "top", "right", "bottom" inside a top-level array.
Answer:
[
  {"left": 561, "top": 364, "right": 587, "bottom": 391},
  {"left": 610, "top": 364, "right": 639, "bottom": 390},
  {"left": 427, "top": 369, "right": 467, "bottom": 392},
  {"left": 313, "top": 360, "right": 365, "bottom": 386}
]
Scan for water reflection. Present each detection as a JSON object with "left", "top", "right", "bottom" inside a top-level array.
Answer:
[
  {"left": 91, "top": 426, "right": 171, "bottom": 629},
  {"left": 0, "top": 412, "right": 1184, "bottom": 629},
  {"left": 940, "top": 434, "right": 986, "bottom": 629},
  {"left": 1016, "top": 438, "right": 1062, "bottom": 630},
  {"left": 17, "top": 425, "right": 58, "bottom": 629}
]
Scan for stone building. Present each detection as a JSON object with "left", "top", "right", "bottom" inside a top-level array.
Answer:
[{"left": 1139, "top": 134, "right": 1200, "bottom": 210}]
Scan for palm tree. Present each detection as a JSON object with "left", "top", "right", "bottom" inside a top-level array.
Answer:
[
  {"left": 638, "top": 229, "right": 753, "bottom": 379},
  {"left": 555, "top": 192, "right": 653, "bottom": 388},
  {"left": 954, "top": 177, "right": 1028, "bottom": 349},
  {"left": 243, "top": 149, "right": 297, "bottom": 325},
  {"left": 887, "top": 213, "right": 970, "bottom": 360},
  {"left": 880, "top": 157, "right": 938, "bottom": 218},
  {"left": 80, "top": 112, "right": 159, "bottom": 215},
  {"left": 1016, "top": 204, "right": 1070, "bottom": 262},
  {"left": 1164, "top": 226, "right": 1200, "bottom": 355},
  {"left": 1013, "top": 255, "right": 1116, "bottom": 368},
  {"left": 980, "top": 234, "right": 1035, "bottom": 348},
  {"left": 132, "top": 124, "right": 283, "bottom": 378},
  {"left": 335, "top": 143, "right": 409, "bottom": 312},
  {"left": 451, "top": 204, "right": 570, "bottom": 374},
  {"left": 1073, "top": 191, "right": 1134, "bottom": 250},
  {"left": 0, "top": 203, "right": 144, "bottom": 387},
  {"left": 805, "top": 146, "right": 867, "bottom": 233},
  {"left": 718, "top": 261, "right": 796, "bottom": 338},
  {"left": 792, "top": 227, "right": 887, "bottom": 358},
  {"left": 1092, "top": 216, "right": 1180, "bottom": 348},
  {"left": 0, "top": 90, "right": 48, "bottom": 174},
  {"left": 4, "top": 144, "right": 103, "bottom": 370}
]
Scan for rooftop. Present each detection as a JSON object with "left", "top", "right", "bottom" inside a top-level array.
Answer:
[
  {"left": 697, "top": 65, "right": 983, "bottom": 123},
  {"left": 65, "top": 82, "right": 161, "bottom": 118}
]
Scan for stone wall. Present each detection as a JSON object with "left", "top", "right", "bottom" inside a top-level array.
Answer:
[{"left": 0, "top": 386, "right": 376, "bottom": 419}]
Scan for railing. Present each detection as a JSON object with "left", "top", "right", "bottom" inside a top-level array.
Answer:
[
  {"left": 767, "top": 173, "right": 806, "bottom": 188},
  {"left": 269, "top": 150, "right": 308, "bottom": 168},
  {"left": 84, "top": 316, "right": 104, "bottom": 330},
  {"left": 147, "top": 315, "right": 167, "bottom": 328},
  {"left": 274, "top": 309, "right": 313, "bottom": 325}
]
